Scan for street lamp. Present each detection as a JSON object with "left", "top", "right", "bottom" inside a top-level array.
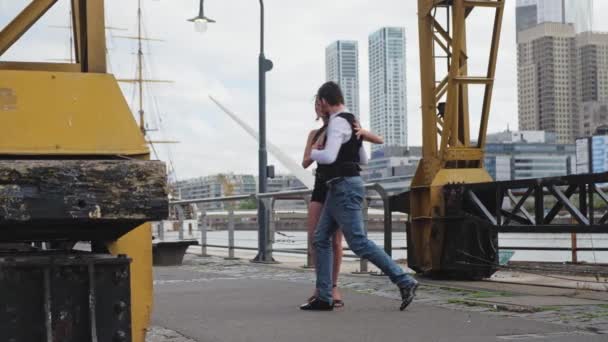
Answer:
[
  {"left": 188, "top": 0, "right": 216, "bottom": 33},
  {"left": 190, "top": 0, "right": 274, "bottom": 263}
]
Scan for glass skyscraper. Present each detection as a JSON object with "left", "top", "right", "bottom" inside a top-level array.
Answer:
[
  {"left": 516, "top": 0, "right": 593, "bottom": 35},
  {"left": 368, "top": 27, "right": 408, "bottom": 154},
  {"left": 325, "top": 41, "right": 360, "bottom": 119}
]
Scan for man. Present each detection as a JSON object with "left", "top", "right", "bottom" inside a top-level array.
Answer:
[{"left": 300, "top": 81, "right": 418, "bottom": 311}]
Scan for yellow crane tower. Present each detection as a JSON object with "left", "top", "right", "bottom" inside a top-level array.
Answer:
[{"left": 409, "top": 0, "right": 505, "bottom": 279}]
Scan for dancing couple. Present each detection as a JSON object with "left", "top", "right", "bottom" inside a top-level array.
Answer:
[{"left": 300, "top": 81, "right": 418, "bottom": 311}]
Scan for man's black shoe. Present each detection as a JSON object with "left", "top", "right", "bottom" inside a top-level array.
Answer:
[
  {"left": 300, "top": 297, "right": 334, "bottom": 311},
  {"left": 399, "top": 281, "right": 418, "bottom": 311}
]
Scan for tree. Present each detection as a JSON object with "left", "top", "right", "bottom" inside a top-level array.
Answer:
[{"left": 239, "top": 198, "right": 258, "bottom": 210}]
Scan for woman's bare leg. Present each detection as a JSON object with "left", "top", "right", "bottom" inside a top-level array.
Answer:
[
  {"left": 307, "top": 201, "right": 324, "bottom": 297},
  {"left": 332, "top": 230, "right": 343, "bottom": 302}
]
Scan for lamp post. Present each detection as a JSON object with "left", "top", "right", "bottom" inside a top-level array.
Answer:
[{"left": 190, "top": 0, "right": 274, "bottom": 263}]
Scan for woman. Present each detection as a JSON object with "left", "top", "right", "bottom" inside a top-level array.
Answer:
[{"left": 302, "top": 98, "right": 384, "bottom": 307}]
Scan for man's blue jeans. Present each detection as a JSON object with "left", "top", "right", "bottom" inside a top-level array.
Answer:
[{"left": 313, "top": 176, "right": 416, "bottom": 303}]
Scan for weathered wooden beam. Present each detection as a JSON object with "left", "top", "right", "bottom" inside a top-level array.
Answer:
[{"left": 0, "top": 160, "right": 168, "bottom": 242}]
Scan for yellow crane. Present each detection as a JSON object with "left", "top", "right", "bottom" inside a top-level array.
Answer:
[
  {"left": 409, "top": 0, "right": 505, "bottom": 278},
  {"left": 0, "top": 1, "right": 165, "bottom": 341}
]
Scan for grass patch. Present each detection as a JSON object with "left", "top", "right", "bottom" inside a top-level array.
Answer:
[
  {"left": 447, "top": 298, "right": 467, "bottom": 305},
  {"left": 574, "top": 312, "right": 608, "bottom": 321},
  {"left": 448, "top": 298, "right": 499, "bottom": 311},
  {"left": 354, "top": 289, "right": 375, "bottom": 295},
  {"left": 439, "top": 286, "right": 471, "bottom": 294},
  {"left": 437, "top": 286, "right": 512, "bottom": 299},
  {"left": 467, "top": 291, "right": 512, "bottom": 299},
  {"left": 447, "top": 298, "right": 539, "bottom": 313},
  {"left": 537, "top": 306, "right": 562, "bottom": 312},
  {"left": 443, "top": 289, "right": 513, "bottom": 301}
]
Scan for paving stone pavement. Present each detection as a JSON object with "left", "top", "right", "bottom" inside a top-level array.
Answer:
[{"left": 148, "top": 255, "right": 608, "bottom": 341}]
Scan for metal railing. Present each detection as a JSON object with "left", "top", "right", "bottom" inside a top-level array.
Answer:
[
  {"left": 168, "top": 182, "right": 608, "bottom": 267},
  {"left": 441, "top": 173, "right": 608, "bottom": 263},
  {"left": 170, "top": 183, "right": 395, "bottom": 272},
  {"left": 173, "top": 194, "right": 253, "bottom": 258}
]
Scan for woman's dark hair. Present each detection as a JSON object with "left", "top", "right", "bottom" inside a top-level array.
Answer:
[{"left": 316, "top": 81, "right": 344, "bottom": 106}]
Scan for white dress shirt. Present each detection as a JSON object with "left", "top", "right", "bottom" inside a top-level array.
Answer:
[{"left": 311, "top": 111, "right": 368, "bottom": 165}]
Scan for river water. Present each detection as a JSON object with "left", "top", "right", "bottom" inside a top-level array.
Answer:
[{"left": 192, "top": 230, "right": 608, "bottom": 264}]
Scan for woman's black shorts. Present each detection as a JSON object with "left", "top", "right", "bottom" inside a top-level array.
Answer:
[{"left": 311, "top": 176, "right": 328, "bottom": 203}]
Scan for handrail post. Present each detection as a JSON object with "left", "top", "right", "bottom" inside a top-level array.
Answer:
[
  {"left": 267, "top": 197, "right": 276, "bottom": 262},
  {"left": 373, "top": 184, "right": 393, "bottom": 257},
  {"left": 570, "top": 216, "right": 578, "bottom": 264},
  {"left": 302, "top": 195, "right": 314, "bottom": 269},
  {"left": 571, "top": 232, "right": 578, "bottom": 264},
  {"left": 353, "top": 197, "right": 370, "bottom": 274},
  {"left": 175, "top": 204, "right": 186, "bottom": 241},
  {"left": 199, "top": 208, "right": 211, "bottom": 257},
  {"left": 361, "top": 198, "right": 369, "bottom": 272},
  {"left": 225, "top": 206, "right": 239, "bottom": 260},
  {"left": 188, "top": 203, "right": 199, "bottom": 238},
  {"left": 251, "top": 195, "right": 277, "bottom": 264},
  {"left": 157, "top": 221, "right": 164, "bottom": 241}
]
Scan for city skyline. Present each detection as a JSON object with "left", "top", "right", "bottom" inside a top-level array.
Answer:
[{"left": 3, "top": 1, "right": 608, "bottom": 179}]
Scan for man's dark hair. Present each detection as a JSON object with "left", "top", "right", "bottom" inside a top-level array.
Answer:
[{"left": 316, "top": 81, "right": 344, "bottom": 106}]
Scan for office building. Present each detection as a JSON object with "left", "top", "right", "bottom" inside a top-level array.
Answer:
[
  {"left": 517, "top": 23, "right": 608, "bottom": 143},
  {"left": 369, "top": 27, "right": 408, "bottom": 154},
  {"left": 576, "top": 32, "right": 608, "bottom": 138},
  {"left": 579, "top": 103, "right": 608, "bottom": 138},
  {"left": 326, "top": 41, "right": 360, "bottom": 118},
  {"left": 576, "top": 134, "right": 608, "bottom": 174},
  {"left": 485, "top": 130, "right": 575, "bottom": 181},
  {"left": 360, "top": 148, "right": 421, "bottom": 193},
  {"left": 516, "top": 0, "right": 593, "bottom": 35},
  {"left": 267, "top": 175, "right": 307, "bottom": 209},
  {"left": 518, "top": 23, "right": 577, "bottom": 144},
  {"left": 175, "top": 174, "right": 257, "bottom": 210}
]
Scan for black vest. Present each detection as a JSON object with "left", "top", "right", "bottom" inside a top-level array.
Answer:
[{"left": 316, "top": 113, "right": 361, "bottom": 181}]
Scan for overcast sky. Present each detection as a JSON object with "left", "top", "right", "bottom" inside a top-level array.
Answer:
[{"left": 2, "top": 0, "right": 607, "bottom": 181}]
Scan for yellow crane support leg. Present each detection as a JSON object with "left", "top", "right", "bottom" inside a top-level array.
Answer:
[{"left": 110, "top": 225, "right": 153, "bottom": 342}]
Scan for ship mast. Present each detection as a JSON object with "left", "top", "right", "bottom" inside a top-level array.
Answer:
[
  {"left": 116, "top": 0, "right": 171, "bottom": 136},
  {"left": 137, "top": 0, "right": 145, "bottom": 135},
  {"left": 114, "top": 0, "right": 179, "bottom": 182}
]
